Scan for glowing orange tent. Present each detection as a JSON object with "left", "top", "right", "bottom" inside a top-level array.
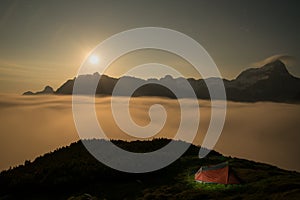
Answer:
[{"left": 194, "top": 161, "right": 240, "bottom": 184}]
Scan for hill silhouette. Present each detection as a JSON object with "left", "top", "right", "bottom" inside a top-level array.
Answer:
[
  {"left": 0, "top": 139, "right": 299, "bottom": 199},
  {"left": 23, "top": 60, "right": 300, "bottom": 102},
  {"left": 23, "top": 86, "right": 54, "bottom": 95}
]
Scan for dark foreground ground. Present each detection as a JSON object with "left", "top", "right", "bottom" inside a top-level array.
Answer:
[{"left": 0, "top": 139, "right": 299, "bottom": 200}]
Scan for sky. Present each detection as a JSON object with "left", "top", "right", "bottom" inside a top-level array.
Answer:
[{"left": 0, "top": 0, "right": 299, "bottom": 93}]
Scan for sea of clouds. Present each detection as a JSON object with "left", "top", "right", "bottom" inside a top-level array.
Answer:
[{"left": 0, "top": 94, "right": 299, "bottom": 171}]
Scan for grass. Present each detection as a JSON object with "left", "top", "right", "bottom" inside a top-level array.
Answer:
[
  {"left": 0, "top": 139, "right": 299, "bottom": 199},
  {"left": 185, "top": 173, "right": 243, "bottom": 191}
]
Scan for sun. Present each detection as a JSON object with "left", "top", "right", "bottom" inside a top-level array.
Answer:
[{"left": 89, "top": 55, "right": 100, "bottom": 64}]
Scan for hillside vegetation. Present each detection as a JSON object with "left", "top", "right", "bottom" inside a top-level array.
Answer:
[{"left": 0, "top": 139, "right": 299, "bottom": 199}]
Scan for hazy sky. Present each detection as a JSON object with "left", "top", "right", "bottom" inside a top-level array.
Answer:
[{"left": 0, "top": 0, "right": 299, "bottom": 93}]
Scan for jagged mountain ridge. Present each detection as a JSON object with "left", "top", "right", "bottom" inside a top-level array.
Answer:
[
  {"left": 23, "top": 85, "right": 54, "bottom": 95},
  {"left": 23, "top": 60, "right": 300, "bottom": 102}
]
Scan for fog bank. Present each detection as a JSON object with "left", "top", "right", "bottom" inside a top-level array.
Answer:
[{"left": 0, "top": 95, "right": 299, "bottom": 171}]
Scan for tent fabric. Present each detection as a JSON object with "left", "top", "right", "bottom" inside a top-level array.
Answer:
[
  {"left": 200, "top": 161, "right": 228, "bottom": 171},
  {"left": 195, "top": 162, "right": 240, "bottom": 184}
]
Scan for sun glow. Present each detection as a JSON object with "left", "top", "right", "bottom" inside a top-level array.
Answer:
[{"left": 89, "top": 55, "right": 100, "bottom": 64}]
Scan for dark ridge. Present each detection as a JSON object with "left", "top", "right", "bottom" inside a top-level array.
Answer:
[
  {"left": 23, "top": 86, "right": 54, "bottom": 95},
  {"left": 22, "top": 60, "right": 300, "bottom": 103},
  {"left": 0, "top": 139, "right": 299, "bottom": 199}
]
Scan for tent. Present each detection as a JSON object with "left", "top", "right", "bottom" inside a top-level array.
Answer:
[{"left": 194, "top": 161, "right": 240, "bottom": 184}]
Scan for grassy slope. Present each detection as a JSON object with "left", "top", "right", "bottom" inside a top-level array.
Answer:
[{"left": 0, "top": 139, "right": 299, "bottom": 200}]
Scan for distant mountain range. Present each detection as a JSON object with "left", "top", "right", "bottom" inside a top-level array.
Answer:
[{"left": 23, "top": 60, "right": 300, "bottom": 102}]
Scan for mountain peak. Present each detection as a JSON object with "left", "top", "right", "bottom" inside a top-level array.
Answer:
[
  {"left": 42, "top": 86, "right": 54, "bottom": 93},
  {"left": 236, "top": 60, "right": 290, "bottom": 83},
  {"left": 260, "top": 59, "right": 288, "bottom": 74}
]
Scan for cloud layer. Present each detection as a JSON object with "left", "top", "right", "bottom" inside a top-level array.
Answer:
[
  {"left": 0, "top": 95, "right": 299, "bottom": 172},
  {"left": 252, "top": 54, "right": 297, "bottom": 68}
]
